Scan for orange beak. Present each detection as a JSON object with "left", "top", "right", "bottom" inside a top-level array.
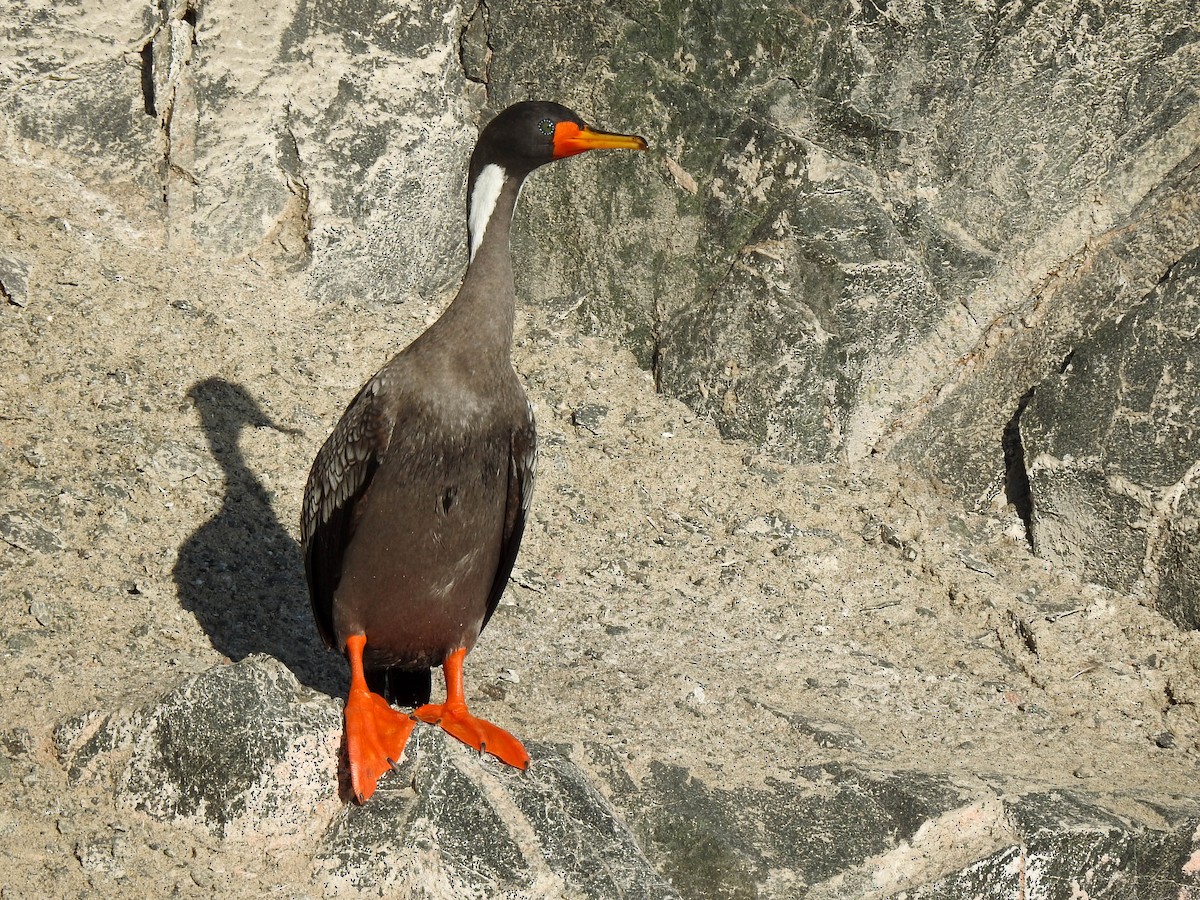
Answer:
[{"left": 552, "top": 121, "right": 648, "bottom": 159}]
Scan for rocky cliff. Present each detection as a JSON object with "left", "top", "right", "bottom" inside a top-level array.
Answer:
[{"left": 2, "top": 0, "right": 1199, "bottom": 897}]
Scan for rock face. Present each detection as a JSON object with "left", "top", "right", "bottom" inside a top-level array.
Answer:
[
  {"left": 316, "top": 732, "right": 679, "bottom": 898},
  {"left": 625, "top": 0, "right": 1200, "bottom": 617},
  {"left": 1020, "top": 248, "right": 1200, "bottom": 629},
  {"left": 0, "top": 0, "right": 474, "bottom": 291},
  {"left": 54, "top": 655, "right": 342, "bottom": 842},
  {"left": 5, "top": 0, "right": 1200, "bottom": 894},
  {"left": 52, "top": 655, "right": 677, "bottom": 897},
  {"left": 54, "top": 655, "right": 1200, "bottom": 899},
  {"left": 0, "top": 252, "right": 31, "bottom": 308},
  {"left": 908, "top": 792, "right": 1200, "bottom": 900},
  {"left": 3, "top": 0, "right": 1196, "bottom": 609}
]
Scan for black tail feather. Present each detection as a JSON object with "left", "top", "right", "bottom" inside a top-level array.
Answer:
[{"left": 366, "top": 666, "right": 433, "bottom": 707}]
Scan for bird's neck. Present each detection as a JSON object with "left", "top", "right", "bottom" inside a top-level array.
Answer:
[
  {"left": 436, "top": 163, "right": 526, "bottom": 357},
  {"left": 467, "top": 162, "right": 521, "bottom": 264}
]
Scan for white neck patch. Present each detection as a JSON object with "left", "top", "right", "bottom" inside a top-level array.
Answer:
[{"left": 468, "top": 163, "right": 508, "bottom": 262}]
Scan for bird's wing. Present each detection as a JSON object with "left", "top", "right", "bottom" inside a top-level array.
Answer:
[
  {"left": 481, "top": 404, "right": 536, "bottom": 633},
  {"left": 301, "top": 375, "right": 394, "bottom": 648}
]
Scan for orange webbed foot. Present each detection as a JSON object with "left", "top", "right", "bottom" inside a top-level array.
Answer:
[
  {"left": 414, "top": 647, "right": 530, "bottom": 770},
  {"left": 344, "top": 685, "right": 417, "bottom": 803},
  {"left": 413, "top": 700, "right": 530, "bottom": 769},
  {"left": 343, "top": 634, "right": 417, "bottom": 803}
]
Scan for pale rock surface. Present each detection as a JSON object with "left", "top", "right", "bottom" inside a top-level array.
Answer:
[{"left": 1, "top": 0, "right": 1200, "bottom": 897}]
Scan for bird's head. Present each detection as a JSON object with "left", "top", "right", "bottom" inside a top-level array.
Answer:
[
  {"left": 466, "top": 101, "right": 647, "bottom": 260},
  {"left": 470, "top": 101, "right": 647, "bottom": 182}
]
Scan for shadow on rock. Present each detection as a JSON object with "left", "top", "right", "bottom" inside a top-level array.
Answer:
[{"left": 174, "top": 377, "right": 342, "bottom": 697}]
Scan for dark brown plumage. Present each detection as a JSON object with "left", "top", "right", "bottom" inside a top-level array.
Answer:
[{"left": 300, "top": 101, "right": 646, "bottom": 802}]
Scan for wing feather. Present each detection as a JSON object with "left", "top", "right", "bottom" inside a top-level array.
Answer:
[
  {"left": 301, "top": 376, "right": 394, "bottom": 648},
  {"left": 481, "top": 404, "right": 536, "bottom": 633}
]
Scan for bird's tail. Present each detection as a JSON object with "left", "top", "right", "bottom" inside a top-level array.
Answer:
[{"left": 367, "top": 666, "right": 433, "bottom": 707}]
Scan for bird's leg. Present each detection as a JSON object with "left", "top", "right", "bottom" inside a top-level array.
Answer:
[
  {"left": 413, "top": 647, "right": 530, "bottom": 770},
  {"left": 343, "top": 633, "right": 417, "bottom": 803}
]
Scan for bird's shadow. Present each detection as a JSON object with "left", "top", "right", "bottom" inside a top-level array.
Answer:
[{"left": 173, "top": 377, "right": 343, "bottom": 698}]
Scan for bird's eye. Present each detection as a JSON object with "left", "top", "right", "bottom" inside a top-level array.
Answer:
[{"left": 537, "top": 118, "right": 554, "bottom": 136}]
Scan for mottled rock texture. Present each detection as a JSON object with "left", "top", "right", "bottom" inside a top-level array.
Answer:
[
  {"left": 55, "top": 656, "right": 676, "bottom": 897},
  {"left": 1022, "top": 248, "right": 1200, "bottom": 629},
  {"left": 5, "top": 0, "right": 1200, "bottom": 895},
  {"left": 0, "top": 251, "right": 31, "bottom": 307},
  {"left": 54, "top": 654, "right": 342, "bottom": 842},
  {"left": 3, "top": 0, "right": 1195, "bottom": 609},
  {"left": 55, "top": 655, "right": 1200, "bottom": 899},
  {"left": 908, "top": 791, "right": 1200, "bottom": 900}
]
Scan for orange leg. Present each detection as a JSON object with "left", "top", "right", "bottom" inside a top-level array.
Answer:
[
  {"left": 413, "top": 648, "right": 530, "bottom": 769},
  {"left": 343, "top": 633, "right": 416, "bottom": 803}
]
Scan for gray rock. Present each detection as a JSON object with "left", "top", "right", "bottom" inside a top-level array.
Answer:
[
  {"left": 50, "top": 655, "right": 1200, "bottom": 897},
  {"left": 2, "top": 0, "right": 473, "bottom": 296},
  {"left": 1160, "top": 486, "right": 1200, "bottom": 630},
  {"left": 54, "top": 654, "right": 341, "bottom": 841},
  {"left": 0, "top": 510, "right": 64, "bottom": 554},
  {"left": 571, "top": 404, "right": 610, "bottom": 434},
  {"left": 620, "top": 767, "right": 1200, "bottom": 899},
  {"left": 595, "top": 755, "right": 1200, "bottom": 898},
  {"left": 623, "top": 759, "right": 966, "bottom": 897},
  {"left": 1019, "top": 246, "right": 1200, "bottom": 627},
  {"left": 0, "top": 1, "right": 161, "bottom": 191},
  {"left": 316, "top": 729, "right": 678, "bottom": 898},
  {"left": 165, "top": 0, "right": 476, "bottom": 297},
  {"left": 0, "top": 253, "right": 31, "bottom": 307},
  {"left": 910, "top": 791, "right": 1200, "bottom": 900},
  {"left": 54, "top": 655, "right": 675, "bottom": 896},
  {"left": 878, "top": 6, "right": 1200, "bottom": 505},
  {"left": 3, "top": 0, "right": 1198, "bottom": 534}
]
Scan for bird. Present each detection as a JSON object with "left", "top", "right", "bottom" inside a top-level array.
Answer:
[{"left": 301, "top": 101, "right": 647, "bottom": 803}]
